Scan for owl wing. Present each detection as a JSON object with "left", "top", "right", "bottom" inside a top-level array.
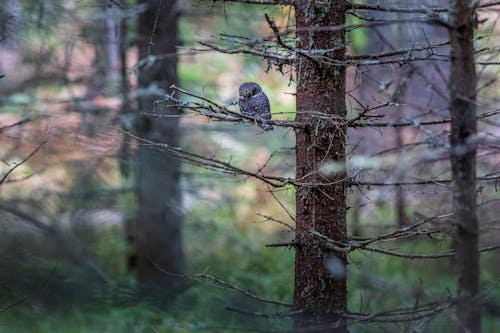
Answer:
[
  {"left": 250, "top": 92, "right": 271, "bottom": 121},
  {"left": 239, "top": 91, "right": 273, "bottom": 131},
  {"left": 239, "top": 99, "right": 255, "bottom": 117}
]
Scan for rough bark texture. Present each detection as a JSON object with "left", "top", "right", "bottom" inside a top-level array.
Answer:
[
  {"left": 448, "top": 1, "right": 480, "bottom": 332},
  {"left": 131, "top": 0, "right": 184, "bottom": 299},
  {"left": 293, "top": 1, "right": 347, "bottom": 331}
]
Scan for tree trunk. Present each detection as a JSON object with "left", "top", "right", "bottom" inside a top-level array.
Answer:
[
  {"left": 119, "top": 9, "right": 131, "bottom": 178},
  {"left": 350, "top": 189, "right": 362, "bottom": 238},
  {"left": 0, "top": 0, "right": 21, "bottom": 72},
  {"left": 131, "top": 0, "right": 184, "bottom": 300},
  {"left": 448, "top": 1, "right": 480, "bottom": 332},
  {"left": 79, "top": 1, "right": 114, "bottom": 136},
  {"left": 293, "top": 1, "right": 347, "bottom": 332}
]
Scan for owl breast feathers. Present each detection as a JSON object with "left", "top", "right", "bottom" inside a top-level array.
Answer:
[{"left": 238, "top": 82, "right": 273, "bottom": 131}]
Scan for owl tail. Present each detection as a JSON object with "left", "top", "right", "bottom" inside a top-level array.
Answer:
[{"left": 259, "top": 121, "right": 273, "bottom": 131}]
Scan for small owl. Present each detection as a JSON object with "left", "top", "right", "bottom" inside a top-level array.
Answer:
[{"left": 238, "top": 82, "right": 273, "bottom": 131}]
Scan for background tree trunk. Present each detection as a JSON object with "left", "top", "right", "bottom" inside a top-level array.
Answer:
[
  {"left": 293, "top": 1, "right": 347, "bottom": 331},
  {"left": 448, "top": 1, "right": 480, "bottom": 332},
  {"left": 119, "top": 8, "right": 131, "bottom": 178},
  {"left": 131, "top": 0, "right": 184, "bottom": 300},
  {"left": 0, "top": 0, "right": 21, "bottom": 72}
]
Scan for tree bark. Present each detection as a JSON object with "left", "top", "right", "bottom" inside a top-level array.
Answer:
[
  {"left": 131, "top": 0, "right": 184, "bottom": 300},
  {"left": 0, "top": 0, "right": 21, "bottom": 72},
  {"left": 119, "top": 10, "right": 131, "bottom": 178},
  {"left": 293, "top": 1, "right": 347, "bottom": 332},
  {"left": 448, "top": 1, "right": 480, "bottom": 332}
]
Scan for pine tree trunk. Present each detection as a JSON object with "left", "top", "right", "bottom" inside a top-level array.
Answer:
[
  {"left": 448, "top": 1, "right": 480, "bottom": 332},
  {"left": 131, "top": 0, "right": 184, "bottom": 300},
  {"left": 293, "top": 1, "right": 347, "bottom": 331}
]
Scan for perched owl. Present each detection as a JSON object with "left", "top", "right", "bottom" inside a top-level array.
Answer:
[{"left": 238, "top": 82, "right": 273, "bottom": 131}]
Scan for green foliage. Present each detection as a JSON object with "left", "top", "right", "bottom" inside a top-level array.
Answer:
[
  {"left": 0, "top": 206, "right": 295, "bottom": 332},
  {"left": 348, "top": 242, "right": 500, "bottom": 332},
  {"left": 1, "top": 1, "right": 498, "bottom": 332},
  {"left": 346, "top": 2, "right": 367, "bottom": 53},
  {"left": 1, "top": 208, "right": 499, "bottom": 332}
]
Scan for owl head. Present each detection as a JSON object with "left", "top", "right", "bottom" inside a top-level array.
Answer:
[{"left": 239, "top": 82, "right": 262, "bottom": 101}]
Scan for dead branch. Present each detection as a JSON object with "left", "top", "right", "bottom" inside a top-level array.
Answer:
[
  {"left": 347, "top": 0, "right": 500, "bottom": 13},
  {"left": 352, "top": 173, "right": 500, "bottom": 186},
  {"left": 0, "top": 117, "right": 31, "bottom": 134},
  {"left": 225, "top": 306, "right": 302, "bottom": 318},
  {"left": 0, "top": 203, "right": 109, "bottom": 283},
  {"left": 0, "top": 141, "right": 46, "bottom": 186},
  {"left": 214, "top": 0, "right": 293, "bottom": 5},
  {"left": 122, "top": 130, "right": 295, "bottom": 187},
  {"left": 193, "top": 273, "right": 292, "bottom": 307}
]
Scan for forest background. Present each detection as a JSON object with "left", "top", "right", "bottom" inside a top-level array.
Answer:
[{"left": 0, "top": 0, "right": 499, "bottom": 332}]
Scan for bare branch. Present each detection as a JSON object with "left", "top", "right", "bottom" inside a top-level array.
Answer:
[
  {"left": 0, "top": 117, "right": 31, "bottom": 134},
  {"left": 193, "top": 273, "right": 292, "bottom": 307},
  {"left": 347, "top": 1, "right": 500, "bottom": 13},
  {"left": 347, "top": 2, "right": 447, "bottom": 13},
  {"left": 225, "top": 306, "right": 302, "bottom": 318},
  {"left": 213, "top": 0, "right": 293, "bottom": 5},
  {"left": 122, "top": 130, "right": 295, "bottom": 187},
  {"left": 0, "top": 141, "right": 46, "bottom": 186},
  {"left": 0, "top": 204, "right": 109, "bottom": 283},
  {"left": 352, "top": 173, "right": 500, "bottom": 186}
]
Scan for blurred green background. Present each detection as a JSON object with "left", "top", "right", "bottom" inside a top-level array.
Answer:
[{"left": 0, "top": 1, "right": 498, "bottom": 332}]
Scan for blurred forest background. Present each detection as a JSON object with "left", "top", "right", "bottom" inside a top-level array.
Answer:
[{"left": 0, "top": 0, "right": 499, "bottom": 332}]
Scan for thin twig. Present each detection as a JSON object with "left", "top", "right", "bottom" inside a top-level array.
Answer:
[
  {"left": 0, "top": 117, "right": 31, "bottom": 134},
  {"left": 0, "top": 141, "right": 46, "bottom": 186}
]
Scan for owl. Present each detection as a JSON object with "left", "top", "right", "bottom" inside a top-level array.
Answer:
[{"left": 238, "top": 82, "right": 273, "bottom": 131}]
